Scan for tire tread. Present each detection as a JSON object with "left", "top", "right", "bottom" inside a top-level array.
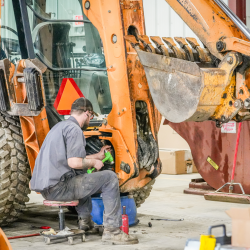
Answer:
[
  {"left": 0, "top": 113, "right": 30, "bottom": 226},
  {"left": 130, "top": 179, "right": 155, "bottom": 207}
]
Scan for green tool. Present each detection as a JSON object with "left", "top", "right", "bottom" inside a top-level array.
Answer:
[
  {"left": 87, "top": 151, "right": 114, "bottom": 174},
  {"left": 102, "top": 151, "right": 114, "bottom": 164},
  {"left": 87, "top": 168, "right": 96, "bottom": 174}
]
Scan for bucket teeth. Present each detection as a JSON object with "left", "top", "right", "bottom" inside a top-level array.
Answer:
[
  {"left": 162, "top": 37, "right": 187, "bottom": 60},
  {"left": 174, "top": 37, "right": 195, "bottom": 62},
  {"left": 186, "top": 37, "right": 211, "bottom": 62},
  {"left": 125, "top": 34, "right": 212, "bottom": 64},
  {"left": 124, "top": 35, "right": 145, "bottom": 51},
  {"left": 124, "top": 35, "right": 140, "bottom": 49},
  {"left": 150, "top": 36, "right": 169, "bottom": 56},
  {"left": 137, "top": 35, "right": 156, "bottom": 53}
]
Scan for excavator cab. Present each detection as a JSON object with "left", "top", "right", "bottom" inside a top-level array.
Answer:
[
  {"left": 1, "top": 0, "right": 112, "bottom": 127},
  {"left": 26, "top": 0, "right": 112, "bottom": 126}
]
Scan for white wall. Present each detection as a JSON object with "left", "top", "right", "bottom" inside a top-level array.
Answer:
[
  {"left": 142, "top": 0, "right": 198, "bottom": 39},
  {"left": 157, "top": 119, "right": 190, "bottom": 150},
  {"left": 142, "top": 0, "right": 228, "bottom": 39},
  {"left": 247, "top": 1, "right": 250, "bottom": 29}
]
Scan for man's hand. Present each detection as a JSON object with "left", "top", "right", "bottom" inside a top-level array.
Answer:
[
  {"left": 68, "top": 157, "right": 104, "bottom": 171},
  {"left": 85, "top": 145, "right": 111, "bottom": 161},
  {"left": 98, "top": 145, "right": 111, "bottom": 160},
  {"left": 94, "top": 159, "right": 104, "bottom": 170}
]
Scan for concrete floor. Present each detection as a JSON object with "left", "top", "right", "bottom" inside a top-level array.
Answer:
[{"left": 2, "top": 173, "right": 248, "bottom": 250}]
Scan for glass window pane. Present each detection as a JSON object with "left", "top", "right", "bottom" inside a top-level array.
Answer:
[
  {"left": 0, "top": 1, "right": 21, "bottom": 65},
  {"left": 26, "top": 0, "right": 112, "bottom": 121}
]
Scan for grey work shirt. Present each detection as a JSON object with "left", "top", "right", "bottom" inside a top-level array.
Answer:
[{"left": 30, "top": 116, "right": 86, "bottom": 192}]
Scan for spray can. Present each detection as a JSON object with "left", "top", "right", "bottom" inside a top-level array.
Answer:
[{"left": 120, "top": 206, "right": 129, "bottom": 234}]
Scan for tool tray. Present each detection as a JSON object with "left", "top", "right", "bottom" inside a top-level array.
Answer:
[
  {"left": 41, "top": 229, "right": 85, "bottom": 245},
  {"left": 185, "top": 224, "right": 231, "bottom": 250}
]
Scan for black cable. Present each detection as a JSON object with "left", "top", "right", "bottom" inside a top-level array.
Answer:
[
  {"left": 1, "top": 26, "right": 18, "bottom": 36},
  {"left": 27, "top": 4, "right": 91, "bottom": 23},
  {"left": 36, "top": 53, "right": 107, "bottom": 72}
]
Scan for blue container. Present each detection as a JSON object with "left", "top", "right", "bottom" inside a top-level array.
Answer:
[{"left": 91, "top": 195, "right": 138, "bottom": 226}]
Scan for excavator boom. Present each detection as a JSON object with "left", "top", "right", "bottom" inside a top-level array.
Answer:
[{"left": 126, "top": 0, "right": 250, "bottom": 126}]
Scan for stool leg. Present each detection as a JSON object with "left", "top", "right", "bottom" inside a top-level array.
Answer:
[{"left": 58, "top": 206, "right": 65, "bottom": 230}]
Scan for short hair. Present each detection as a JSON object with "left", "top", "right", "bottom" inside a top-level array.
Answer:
[{"left": 70, "top": 97, "right": 93, "bottom": 115}]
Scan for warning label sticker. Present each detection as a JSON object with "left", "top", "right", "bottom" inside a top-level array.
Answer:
[
  {"left": 221, "top": 121, "right": 236, "bottom": 133},
  {"left": 207, "top": 157, "right": 219, "bottom": 170}
]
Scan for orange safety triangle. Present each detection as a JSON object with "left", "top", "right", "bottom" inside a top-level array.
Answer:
[{"left": 54, "top": 78, "right": 84, "bottom": 115}]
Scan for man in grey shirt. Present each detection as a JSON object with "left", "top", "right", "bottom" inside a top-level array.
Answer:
[{"left": 30, "top": 98, "right": 138, "bottom": 245}]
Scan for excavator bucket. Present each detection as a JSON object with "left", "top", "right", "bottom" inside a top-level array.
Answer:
[
  {"left": 0, "top": 228, "right": 12, "bottom": 250},
  {"left": 135, "top": 51, "right": 203, "bottom": 123},
  {"left": 125, "top": 35, "right": 242, "bottom": 125}
]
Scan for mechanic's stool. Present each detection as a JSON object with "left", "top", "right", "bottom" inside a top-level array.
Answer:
[{"left": 43, "top": 200, "right": 79, "bottom": 230}]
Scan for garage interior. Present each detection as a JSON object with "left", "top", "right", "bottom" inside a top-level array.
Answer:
[{"left": 1, "top": 0, "right": 250, "bottom": 249}]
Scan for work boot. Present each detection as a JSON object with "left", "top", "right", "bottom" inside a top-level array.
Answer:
[
  {"left": 102, "top": 228, "right": 139, "bottom": 245},
  {"left": 78, "top": 217, "right": 99, "bottom": 234}
]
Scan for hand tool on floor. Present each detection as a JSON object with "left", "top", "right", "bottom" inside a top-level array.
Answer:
[
  {"left": 7, "top": 233, "right": 41, "bottom": 240},
  {"left": 87, "top": 150, "right": 114, "bottom": 174},
  {"left": 120, "top": 206, "right": 129, "bottom": 234},
  {"left": 205, "top": 123, "right": 250, "bottom": 203},
  {"left": 31, "top": 226, "right": 51, "bottom": 229},
  {"left": 151, "top": 218, "right": 184, "bottom": 221}
]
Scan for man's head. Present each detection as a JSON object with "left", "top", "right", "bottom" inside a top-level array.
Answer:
[{"left": 70, "top": 98, "right": 95, "bottom": 130}]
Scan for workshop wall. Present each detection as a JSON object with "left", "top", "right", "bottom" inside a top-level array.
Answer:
[
  {"left": 157, "top": 119, "right": 190, "bottom": 150},
  {"left": 246, "top": 1, "right": 250, "bottom": 28},
  {"left": 143, "top": 0, "right": 229, "bottom": 38}
]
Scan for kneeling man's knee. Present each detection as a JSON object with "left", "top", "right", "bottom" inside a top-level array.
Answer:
[{"left": 109, "top": 171, "right": 118, "bottom": 180}]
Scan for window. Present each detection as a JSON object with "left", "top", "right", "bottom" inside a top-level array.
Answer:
[
  {"left": 27, "top": 0, "right": 112, "bottom": 120},
  {"left": 1, "top": 0, "right": 112, "bottom": 121},
  {"left": 0, "top": 1, "right": 21, "bottom": 65}
]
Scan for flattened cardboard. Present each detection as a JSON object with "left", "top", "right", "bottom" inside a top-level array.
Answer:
[{"left": 226, "top": 207, "right": 250, "bottom": 247}]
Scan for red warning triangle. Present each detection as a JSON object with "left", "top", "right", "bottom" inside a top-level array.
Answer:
[{"left": 54, "top": 78, "right": 84, "bottom": 115}]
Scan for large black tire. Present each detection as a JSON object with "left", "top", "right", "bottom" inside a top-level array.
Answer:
[
  {"left": 0, "top": 112, "right": 30, "bottom": 226},
  {"left": 130, "top": 179, "right": 155, "bottom": 208}
]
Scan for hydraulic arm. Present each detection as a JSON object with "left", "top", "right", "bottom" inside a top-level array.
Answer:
[{"left": 126, "top": 0, "right": 250, "bottom": 127}]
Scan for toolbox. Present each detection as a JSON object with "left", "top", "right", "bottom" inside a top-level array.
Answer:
[{"left": 184, "top": 224, "right": 232, "bottom": 250}]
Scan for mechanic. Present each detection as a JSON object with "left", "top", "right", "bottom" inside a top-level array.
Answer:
[{"left": 30, "top": 97, "right": 138, "bottom": 245}]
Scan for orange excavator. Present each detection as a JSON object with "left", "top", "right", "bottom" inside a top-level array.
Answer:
[
  {"left": 0, "top": 0, "right": 161, "bottom": 226},
  {"left": 0, "top": 0, "right": 249, "bottom": 228}
]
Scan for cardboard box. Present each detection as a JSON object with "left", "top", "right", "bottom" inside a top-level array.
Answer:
[
  {"left": 184, "top": 150, "right": 198, "bottom": 173},
  {"left": 159, "top": 148, "right": 198, "bottom": 175},
  {"left": 226, "top": 208, "right": 250, "bottom": 248}
]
